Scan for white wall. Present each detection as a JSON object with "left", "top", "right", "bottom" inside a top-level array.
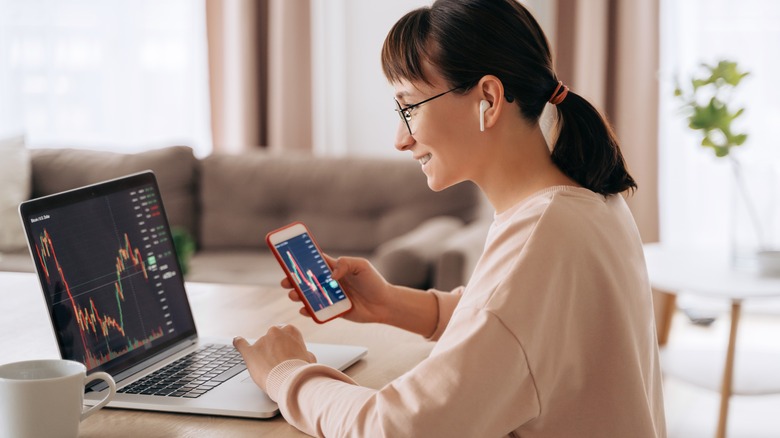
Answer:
[{"left": 311, "top": 0, "right": 556, "bottom": 157}]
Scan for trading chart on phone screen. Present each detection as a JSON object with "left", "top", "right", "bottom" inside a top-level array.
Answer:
[
  {"left": 27, "top": 184, "right": 192, "bottom": 371},
  {"left": 274, "top": 233, "right": 346, "bottom": 310}
]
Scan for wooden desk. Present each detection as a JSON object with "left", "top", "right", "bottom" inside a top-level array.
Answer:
[
  {"left": 0, "top": 272, "right": 434, "bottom": 437},
  {"left": 644, "top": 244, "right": 780, "bottom": 438}
]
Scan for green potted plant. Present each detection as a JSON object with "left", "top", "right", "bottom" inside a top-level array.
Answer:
[
  {"left": 674, "top": 60, "right": 780, "bottom": 274},
  {"left": 171, "top": 226, "right": 196, "bottom": 277},
  {"left": 674, "top": 60, "right": 749, "bottom": 158}
]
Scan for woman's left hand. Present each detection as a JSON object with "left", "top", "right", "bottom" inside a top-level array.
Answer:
[{"left": 233, "top": 324, "right": 316, "bottom": 392}]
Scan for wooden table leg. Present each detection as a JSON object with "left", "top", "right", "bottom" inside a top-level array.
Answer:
[
  {"left": 654, "top": 290, "right": 677, "bottom": 347},
  {"left": 716, "top": 300, "right": 742, "bottom": 438}
]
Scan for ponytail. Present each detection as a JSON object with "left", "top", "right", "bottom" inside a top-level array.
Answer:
[
  {"left": 551, "top": 91, "right": 637, "bottom": 195},
  {"left": 381, "top": 0, "right": 638, "bottom": 196}
]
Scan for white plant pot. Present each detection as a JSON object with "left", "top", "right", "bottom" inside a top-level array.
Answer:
[{"left": 730, "top": 161, "right": 780, "bottom": 277}]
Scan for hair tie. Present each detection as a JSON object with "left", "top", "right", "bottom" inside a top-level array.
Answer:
[{"left": 548, "top": 80, "right": 569, "bottom": 105}]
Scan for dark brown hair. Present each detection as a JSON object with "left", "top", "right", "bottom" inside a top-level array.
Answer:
[{"left": 381, "top": 0, "right": 636, "bottom": 195}]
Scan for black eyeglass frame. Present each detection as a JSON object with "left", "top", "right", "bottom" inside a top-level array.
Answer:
[
  {"left": 394, "top": 85, "right": 464, "bottom": 135},
  {"left": 393, "top": 83, "right": 515, "bottom": 135}
]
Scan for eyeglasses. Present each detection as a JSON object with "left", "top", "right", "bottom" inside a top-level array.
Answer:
[{"left": 394, "top": 85, "right": 464, "bottom": 135}]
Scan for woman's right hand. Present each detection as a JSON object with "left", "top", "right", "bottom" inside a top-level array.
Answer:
[{"left": 282, "top": 255, "right": 395, "bottom": 325}]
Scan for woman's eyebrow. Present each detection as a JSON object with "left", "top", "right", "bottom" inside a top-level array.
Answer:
[{"left": 394, "top": 90, "right": 411, "bottom": 100}]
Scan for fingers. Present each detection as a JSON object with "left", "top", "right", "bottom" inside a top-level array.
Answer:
[
  {"left": 322, "top": 253, "right": 338, "bottom": 267},
  {"left": 323, "top": 254, "right": 352, "bottom": 278},
  {"left": 232, "top": 325, "right": 314, "bottom": 392},
  {"left": 323, "top": 254, "right": 372, "bottom": 282},
  {"left": 325, "top": 254, "right": 351, "bottom": 280},
  {"left": 268, "top": 324, "right": 305, "bottom": 343},
  {"left": 233, "top": 324, "right": 303, "bottom": 350},
  {"left": 232, "top": 336, "right": 250, "bottom": 352}
]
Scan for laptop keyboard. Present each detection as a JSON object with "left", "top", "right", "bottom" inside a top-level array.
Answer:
[{"left": 118, "top": 344, "right": 247, "bottom": 398}]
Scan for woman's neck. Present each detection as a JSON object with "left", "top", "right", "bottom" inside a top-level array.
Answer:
[{"left": 474, "top": 122, "right": 579, "bottom": 214}]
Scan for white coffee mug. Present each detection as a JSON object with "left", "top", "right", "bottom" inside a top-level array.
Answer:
[{"left": 0, "top": 359, "right": 116, "bottom": 438}]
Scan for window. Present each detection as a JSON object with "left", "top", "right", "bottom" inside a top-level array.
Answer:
[
  {"left": 659, "top": 0, "right": 780, "bottom": 247},
  {"left": 0, "top": 0, "right": 212, "bottom": 156}
]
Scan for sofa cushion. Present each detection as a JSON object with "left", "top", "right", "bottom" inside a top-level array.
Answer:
[
  {"left": 373, "top": 216, "right": 465, "bottom": 289},
  {"left": 0, "top": 135, "right": 31, "bottom": 252},
  {"left": 30, "top": 146, "right": 198, "bottom": 235},
  {"left": 199, "top": 152, "right": 482, "bottom": 252}
]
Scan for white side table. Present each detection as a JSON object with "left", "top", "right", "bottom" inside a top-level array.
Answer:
[{"left": 644, "top": 243, "right": 780, "bottom": 438}]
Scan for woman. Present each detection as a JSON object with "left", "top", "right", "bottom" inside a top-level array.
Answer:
[{"left": 234, "top": 0, "right": 666, "bottom": 436}]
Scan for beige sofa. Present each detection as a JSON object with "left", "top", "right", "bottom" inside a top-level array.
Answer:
[{"left": 0, "top": 146, "right": 490, "bottom": 290}]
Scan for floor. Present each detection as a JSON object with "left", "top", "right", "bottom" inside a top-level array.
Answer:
[{"left": 662, "top": 297, "right": 780, "bottom": 438}]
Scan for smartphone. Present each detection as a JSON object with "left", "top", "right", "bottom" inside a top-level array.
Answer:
[{"left": 265, "top": 222, "right": 353, "bottom": 323}]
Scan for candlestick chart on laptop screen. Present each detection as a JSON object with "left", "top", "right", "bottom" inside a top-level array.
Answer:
[{"left": 24, "top": 181, "right": 195, "bottom": 373}]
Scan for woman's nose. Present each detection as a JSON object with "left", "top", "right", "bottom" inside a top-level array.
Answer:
[{"left": 394, "top": 123, "right": 415, "bottom": 152}]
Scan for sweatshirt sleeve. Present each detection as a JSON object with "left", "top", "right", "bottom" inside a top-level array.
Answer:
[
  {"left": 425, "top": 286, "right": 463, "bottom": 341},
  {"left": 265, "top": 306, "right": 540, "bottom": 437}
]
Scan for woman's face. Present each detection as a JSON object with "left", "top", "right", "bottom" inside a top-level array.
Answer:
[{"left": 392, "top": 72, "right": 481, "bottom": 192}]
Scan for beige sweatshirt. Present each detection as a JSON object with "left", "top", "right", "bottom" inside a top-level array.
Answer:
[{"left": 266, "top": 186, "right": 666, "bottom": 437}]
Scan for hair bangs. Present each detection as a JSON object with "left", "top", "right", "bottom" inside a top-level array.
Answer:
[{"left": 381, "top": 8, "right": 434, "bottom": 85}]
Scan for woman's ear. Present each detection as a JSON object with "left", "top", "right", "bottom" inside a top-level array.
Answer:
[{"left": 476, "top": 75, "right": 505, "bottom": 131}]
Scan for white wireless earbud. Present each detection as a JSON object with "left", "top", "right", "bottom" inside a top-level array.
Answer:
[{"left": 479, "top": 100, "right": 490, "bottom": 132}]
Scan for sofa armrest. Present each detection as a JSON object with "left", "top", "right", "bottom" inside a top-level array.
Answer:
[
  {"left": 372, "top": 216, "right": 465, "bottom": 289},
  {"left": 433, "top": 219, "right": 491, "bottom": 291}
]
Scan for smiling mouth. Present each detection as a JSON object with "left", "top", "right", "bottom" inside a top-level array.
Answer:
[{"left": 418, "top": 153, "right": 432, "bottom": 165}]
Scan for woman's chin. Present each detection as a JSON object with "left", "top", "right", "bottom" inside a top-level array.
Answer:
[{"left": 425, "top": 176, "right": 452, "bottom": 192}]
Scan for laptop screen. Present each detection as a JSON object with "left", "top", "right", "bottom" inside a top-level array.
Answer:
[{"left": 19, "top": 171, "right": 197, "bottom": 375}]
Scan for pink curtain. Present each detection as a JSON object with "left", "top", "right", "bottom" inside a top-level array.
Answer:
[
  {"left": 266, "top": 0, "right": 312, "bottom": 154},
  {"left": 205, "top": 0, "right": 268, "bottom": 153},
  {"left": 555, "top": 0, "right": 660, "bottom": 244},
  {"left": 205, "top": 0, "right": 312, "bottom": 154}
]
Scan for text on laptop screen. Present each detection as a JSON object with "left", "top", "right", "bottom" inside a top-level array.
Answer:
[{"left": 25, "top": 180, "right": 195, "bottom": 373}]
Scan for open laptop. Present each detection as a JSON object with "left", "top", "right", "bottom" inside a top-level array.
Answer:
[{"left": 18, "top": 171, "right": 367, "bottom": 418}]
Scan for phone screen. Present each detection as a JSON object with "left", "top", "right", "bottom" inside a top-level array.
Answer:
[{"left": 272, "top": 232, "right": 348, "bottom": 311}]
